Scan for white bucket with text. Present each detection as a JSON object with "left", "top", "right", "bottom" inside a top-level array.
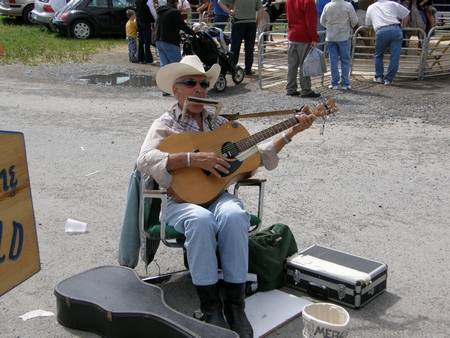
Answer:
[{"left": 302, "top": 302, "right": 350, "bottom": 338}]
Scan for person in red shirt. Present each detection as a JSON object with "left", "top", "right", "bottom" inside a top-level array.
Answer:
[{"left": 285, "top": 0, "right": 321, "bottom": 97}]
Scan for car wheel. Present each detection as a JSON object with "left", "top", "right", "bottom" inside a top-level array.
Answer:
[
  {"left": 22, "top": 5, "right": 37, "bottom": 25},
  {"left": 214, "top": 74, "right": 227, "bottom": 93},
  {"left": 72, "top": 20, "right": 93, "bottom": 39},
  {"left": 232, "top": 66, "right": 245, "bottom": 84}
]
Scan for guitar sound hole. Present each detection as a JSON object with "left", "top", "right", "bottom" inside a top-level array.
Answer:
[{"left": 222, "top": 142, "right": 239, "bottom": 159}]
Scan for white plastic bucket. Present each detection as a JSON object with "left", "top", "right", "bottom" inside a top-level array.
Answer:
[{"left": 302, "top": 303, "right": 350, "bottom": 338}]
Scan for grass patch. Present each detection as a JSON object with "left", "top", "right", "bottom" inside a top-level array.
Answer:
[{"left": 0, "top": 17, "right": 125, "bottom": 66}]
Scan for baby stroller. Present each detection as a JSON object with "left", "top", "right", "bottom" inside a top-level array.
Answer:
[{"left": 182, "top": 26, "right": 245, "bottom": 93}]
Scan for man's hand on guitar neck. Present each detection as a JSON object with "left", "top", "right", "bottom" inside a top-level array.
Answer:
[
  {"left": 294, "top": 104, "right": 317, "bottom": 132},
  {"left": 273, "top": 105, "right": 316, "bottom": 153}
]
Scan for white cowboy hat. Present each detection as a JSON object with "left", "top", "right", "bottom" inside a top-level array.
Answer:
[{"left": 156, "top": 55, "right": 220, "bottom": 96}]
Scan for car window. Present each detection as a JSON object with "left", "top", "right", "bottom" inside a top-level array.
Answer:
[
  {"left": 87, "top": 0, "right": 108, "bottom": 8},
  {"left": 66, "top": 0, "right": 84, "bottom": 7},
  {"left": 112, "top": 0, "right": 127, "bottom": 8}
]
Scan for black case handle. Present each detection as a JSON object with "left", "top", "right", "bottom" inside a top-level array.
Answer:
[{"left": 308, "top": 282, "right": 329, "bottom": 299}]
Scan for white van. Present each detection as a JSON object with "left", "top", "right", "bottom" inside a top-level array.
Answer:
[{"left": 31, "top": 0, "right": 68, "bottom": 26}]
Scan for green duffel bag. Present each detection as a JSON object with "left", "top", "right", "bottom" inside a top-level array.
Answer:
[{"left": 248, "top": 223, "right": 298, "bottom": 292}]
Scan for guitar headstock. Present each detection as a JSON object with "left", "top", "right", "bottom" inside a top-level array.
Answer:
[{"left": 308, "top": 99, "right": 338, "bottom": 117}]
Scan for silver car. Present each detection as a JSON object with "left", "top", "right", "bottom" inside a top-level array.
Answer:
[
  {"left": 31, "top": 0, "right": 67, "bottom": 26},
  {"left": 0, "top": 0, "right": 36, "bottom": 24}
]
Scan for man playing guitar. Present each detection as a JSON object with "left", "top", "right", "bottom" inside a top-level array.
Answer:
[{"left": 136, "top": 55, "right": 316, "bottom": 338}]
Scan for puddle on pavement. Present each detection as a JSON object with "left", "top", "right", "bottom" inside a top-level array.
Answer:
[{"left": 78, "top": 72, "right": 157, "bottom": 87}]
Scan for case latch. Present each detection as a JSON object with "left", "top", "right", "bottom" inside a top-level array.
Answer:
[
  {"left": 338, "top": 284, "right": 346, "bottom": 300},
  {"left": 293, "top": 269, "right": 301, "bottom": 285}
]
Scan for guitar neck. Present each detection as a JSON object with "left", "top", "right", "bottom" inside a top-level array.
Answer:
[{"left": 235, "top": 116, "right": 299, "bottom": 152}]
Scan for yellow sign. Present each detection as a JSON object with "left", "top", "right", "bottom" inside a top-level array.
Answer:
[{"left": 0, "top": 131, "right": 40, "bottom": 296}]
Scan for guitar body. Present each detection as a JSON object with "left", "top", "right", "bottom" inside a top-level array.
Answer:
[
  {"left": 160, "top": 121, "right": 261, "bottom": 205},
  {"left": 54, "top": 266, "right": 238, "bottom": 338}
]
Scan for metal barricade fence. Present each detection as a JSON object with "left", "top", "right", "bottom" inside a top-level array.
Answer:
[
  {"left": 420, "top": 25, "right": 450, "bottom": 79},
  {"left": 257, "top": 29, "right": 289, "bottom": 90},
  {"left": 350, "top": 26, "right": 426, "bottom": 80},
  {"left": 257, "top": 25, "right": 327, "bottom": 89},
  {"left": 256, "top": 24, "right": 450, "bottom": 89}
]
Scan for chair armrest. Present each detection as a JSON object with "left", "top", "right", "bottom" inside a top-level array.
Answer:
[
  {"left": 142, "top": 189, "right": 168, "bottom": 196},
  {"left": 141, "top": 189, "right": 184, "bottom": 248},
  {"left": 234, "top": 178, "right": 267, "bottom": 188},
  {"left": 234, "top": 178, "right": 266, "bottom": 235}
]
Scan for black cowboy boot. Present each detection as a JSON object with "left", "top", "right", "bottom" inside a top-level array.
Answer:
[
  {"left": 223, "top": 282, "right": 253, "bottom": 338},
  {"left": 195, "top": 283, "right": 229, "bottom": 329}
]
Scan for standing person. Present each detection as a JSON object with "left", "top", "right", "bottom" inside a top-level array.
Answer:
[
  {"left": 188, "top": 0, "right": 210, "bottom": 21},
  {"left": 320, "top": 0, "right": 358, "bottom": 90},
  {"left": 188, "top": 0, "right": 200, "bottom": 20},
  {"left": 178, "top": 0, "right": 191, "bottom": 20},
  {"left": 136, "top": 54, "right": 316, "bottom": 338},
  {"left": 155, "top": 0, "right": 198, "bottom": 94},
  {"left": 196, "top": 0, "right": 210, "bottom": 20},
  {"left": 125, "top": 9, "right": 138, "bottom": 63},
  {"left": 218, "top": 0, "right": 264, "bottom": 75},
  {"left": 365, "top": 0, "right": 410, "bottom": 85},
  {"left": 285, "top": 0, "right": 321, "bottom": 97},
  {"left": 316, "top": 0, "right": 331, "bottom": 50},
  {"left": 136, "top": 0, "right": 158, "bottom": 64},
  {"left": 418, "top": 0, "right": 436, "bottom": 33},
  {"left": 207, "top": 0, "right": 229, "bottom": 32}
]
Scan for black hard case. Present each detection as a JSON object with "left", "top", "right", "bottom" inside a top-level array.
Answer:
[
  {"left": 54, "top": 266, "right": 238, "bottom": 338},
  {"left": 284, "top": 245, "right": 388, "bottom": 309}
]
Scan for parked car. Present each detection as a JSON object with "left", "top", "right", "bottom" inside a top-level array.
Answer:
[
  {"left": 50, "top": 0, "right": 135, "bottom": 39},
  {"left": 31, "top": 0, "right": 68, "bottom": 27},
  {"left": 0, "top": 0, "right": 37, "bottom": 24}
]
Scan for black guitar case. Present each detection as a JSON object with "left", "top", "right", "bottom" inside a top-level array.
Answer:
[{"left": 54, "top": 266, "right": 238, "bottom": 338}]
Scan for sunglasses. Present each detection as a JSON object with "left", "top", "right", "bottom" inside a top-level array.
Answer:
[{"left": 175, "top": 78, "right": 210, "bottom": 89}]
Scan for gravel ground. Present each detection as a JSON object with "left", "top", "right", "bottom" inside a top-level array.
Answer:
[{"left": 1, "top": 45, "right": 450, "bottom": 337}]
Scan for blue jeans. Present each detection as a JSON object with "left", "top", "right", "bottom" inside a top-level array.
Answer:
[
  {"left": 326, "top": 38, "right": 351, "bottom": 87},
  {"left": 213, "top": 14, "right": 229, "bottom": 32},
  {"left": 230, "top": 21, "right": 257, "bottom": 74},
  {"left": 191, "top": 9, "right": 199, "bottom": 21},
  {"left": 156, "top": 41, "right": 182, "bottom": 68},
  {"left": 126, "top": 36, "right": 137, "bottom": 62},
  {"left": 374, "top": 26, "right": 403, "bottom": 82},
  {"left": 164, "top": 192, "right": 251, "bottom": 286}
]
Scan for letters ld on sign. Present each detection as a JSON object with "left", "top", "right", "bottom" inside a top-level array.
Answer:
[{"left": 0, "top": 130, "right": 40, "bottom": 296}]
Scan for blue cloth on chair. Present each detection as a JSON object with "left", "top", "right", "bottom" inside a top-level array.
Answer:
[
  {"left": 118, "top": 168, "right": 141, "bottom": 268},
  {"left": 118, "top": 165, "right": 155, "bottom": 269}
]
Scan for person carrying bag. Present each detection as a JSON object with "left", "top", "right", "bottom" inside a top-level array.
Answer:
[{"left": 302, "top": 47, "right": 327, "bottom": 77}]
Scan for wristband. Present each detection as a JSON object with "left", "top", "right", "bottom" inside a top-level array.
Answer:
[
  {"left": 187, "top": 152, "right": 191, "bottom": 167},
  {"left": 282, "top": 132, "right": 291, "bottom": 144}
]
